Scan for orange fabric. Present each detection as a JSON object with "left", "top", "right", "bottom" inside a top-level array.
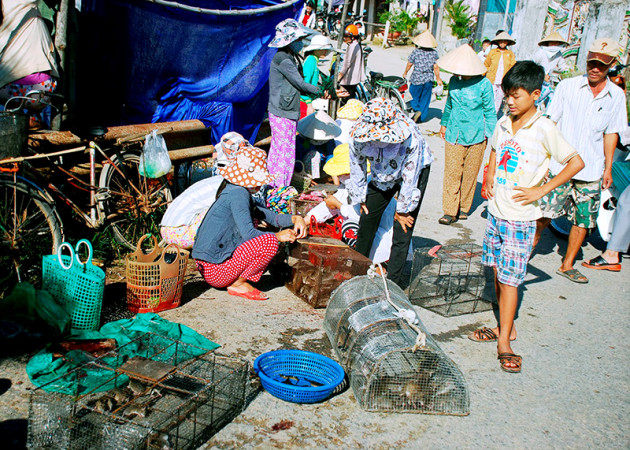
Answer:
[{"left": 484, "top": 48, "right": 516, "bottom": 84}]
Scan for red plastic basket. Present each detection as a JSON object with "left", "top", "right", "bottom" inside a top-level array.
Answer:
[{"left": 309, "top": 215, "right": 343, "bottom": 240}]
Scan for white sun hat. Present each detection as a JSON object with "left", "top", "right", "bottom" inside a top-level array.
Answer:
[{"left": 304, "top": 34, "right": 333, "bottom": 53}]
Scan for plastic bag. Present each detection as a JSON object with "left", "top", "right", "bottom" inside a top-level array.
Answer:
[
  {"left": 433, "top": 84, "right": 444, "bottom": 97},
  {"left": 139, "top": 129, "right": 172, "bottom": 178}
]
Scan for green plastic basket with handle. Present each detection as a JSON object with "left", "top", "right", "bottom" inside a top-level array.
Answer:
[{"left": 42, "top": 239, "right": 105, "bottom": 332}]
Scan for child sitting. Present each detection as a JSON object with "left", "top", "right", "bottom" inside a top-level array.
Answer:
[{"left": 470, "top": 61, "right": 584, "bottom": 373}]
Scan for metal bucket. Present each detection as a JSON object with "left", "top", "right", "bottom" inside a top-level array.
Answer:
[{"left": 0, "top": 111, "right": 28, "bottom": 158}]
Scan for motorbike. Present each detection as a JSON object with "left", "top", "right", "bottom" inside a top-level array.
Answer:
[
  {"left": 316, "top": 15, "right": 325, "bottom": 35},
  {"left": 608, "top": 64, "right": 627, "bottom": 93},
  {"left": 353, "top": 9, "right": 367, "bottom": 37},
  {"left": 325, "top": 7, "right": 342, "bottom": 39}
]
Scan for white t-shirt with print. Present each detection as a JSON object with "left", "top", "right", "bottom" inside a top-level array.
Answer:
[{"left": 488, "top": 112, "right": 578, "bottom": 221}]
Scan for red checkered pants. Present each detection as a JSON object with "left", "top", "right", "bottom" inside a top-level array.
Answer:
[{"left": 195, "top": 233, "right": 279, "bottom": 288}]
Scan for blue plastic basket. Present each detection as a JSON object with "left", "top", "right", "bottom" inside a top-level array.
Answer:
[{"left": 254, "top": 350, "right": 345, "bottom": 404}]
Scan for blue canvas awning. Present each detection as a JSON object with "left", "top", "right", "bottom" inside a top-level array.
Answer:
[{"left": 76, "top": 0, "right": 304, "bottom": 142}]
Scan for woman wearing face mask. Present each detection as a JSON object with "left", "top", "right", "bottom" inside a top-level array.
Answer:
[
  {"left": 268, "top": 19, "right": 322, "bottom": 188},
  {"left": 531, "top": 31, "right": 569, "bottom": 109},
  {"left": 192, "top": 146, "right": 307, "bottom": 301}
]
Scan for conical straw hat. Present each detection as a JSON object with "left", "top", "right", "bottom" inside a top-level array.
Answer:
[
  {"left": 412, "top": 31, "right": 437, "bottom": 48},
  {"left": 539, "top": 31, "right": 568, "bottom": 46},
  {"left": 297, "top": 110, "right": 342, "bottom": 141},
  {"left": 437, "top": 44, "right": 487, "bottom": 76},
  {"left": 492, "top": 31, "right": 516, "bottom": 45}
]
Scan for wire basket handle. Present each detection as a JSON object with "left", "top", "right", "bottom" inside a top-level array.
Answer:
[
  {"left": 159, "top": 243, "right": 182, "bottom": 279},
  {"left": 131, "top": 233, "right": 161, "bottom": 261},
  {"left": 367, "top": 262, "right": 426, "bottom": 351},
  {"left": 74, "top": 239, "right": 94, "bottom": 271},
  {"left": 56, "top": 242, "right": 74, "bottom": 270}
]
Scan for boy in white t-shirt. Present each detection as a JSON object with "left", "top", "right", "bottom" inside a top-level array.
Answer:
[{"left": 470, "top": 61, "right": 584, "bottom": 373}]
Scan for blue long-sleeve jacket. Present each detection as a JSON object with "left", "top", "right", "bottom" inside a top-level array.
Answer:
[{"left": 192, "top": 183, "right": 293, "bottom": 264}]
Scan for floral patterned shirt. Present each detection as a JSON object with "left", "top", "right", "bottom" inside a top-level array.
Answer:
[
  {"left": 347, "top": 125, "right": 433, "bottom": 213},
  {"left": 407, "top": 47, "right": 438, "bottom": 85}
]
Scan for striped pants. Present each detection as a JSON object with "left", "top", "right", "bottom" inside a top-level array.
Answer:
[{"left": 442, "top": 140, "right": 486, "bottom": 217}]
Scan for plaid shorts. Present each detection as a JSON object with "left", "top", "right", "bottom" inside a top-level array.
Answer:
[
  {"left": 539, "top": 171, "right": 601, "bottom": 229},
  {"left": 482, "top": 213, "right": 536, "bottom": 287}
]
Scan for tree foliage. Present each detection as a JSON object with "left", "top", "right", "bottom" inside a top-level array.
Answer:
[{"left": 444, "top": 0, "right": 474, "bottom": 39}]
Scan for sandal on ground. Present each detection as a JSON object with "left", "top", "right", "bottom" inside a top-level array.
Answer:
[
  {"left": 556, "top": 268, "right": 588, "bottom": 284},
  {"left": 227, "top": 287, "right": 268, "bottom": 301},
  {"left": 468, "top": 327, "right": 516, "bottom": 343},
  {"left": 457, "top": 212, "right": 468, "bottom": 220},
  {"left": 498, "top": 353, "right": 522, "bottom": 373},
  {"left": 581, "top": 255, "right": 621, "bottom": 272},
  {"left": 438, "top": 215, "right": 456, "bottom": 225}
]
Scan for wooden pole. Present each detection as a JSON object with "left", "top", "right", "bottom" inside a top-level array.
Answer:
[
  {"left": 330, "top": 0, "right": 353, "bottom": 119},
  {"left": 502, "top": 0, "right": 511, "bottom": 31},
  {"left": 52, "top": 0, "right": 69, "bottom": 131}
]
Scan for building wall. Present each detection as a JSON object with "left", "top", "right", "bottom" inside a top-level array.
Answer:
[{"left": 512, "top": 0, "right": 630, "bottom": 68}]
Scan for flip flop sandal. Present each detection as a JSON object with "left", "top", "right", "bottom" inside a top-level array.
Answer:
[
  {"left": 581, "top": 255, "right": 621, "bottom": 272},
  {"left": 438, "top": 215, "right": 456, "bottom": 225},
  {"left": 468, "top": 327, "right": 516, "bottom": 343},
  {"left": 458, "top": 212, "right": 468, "bottom": 220},
  {"left": 227, "top": 288, "right": 268, "bottom": 301},
  {"left": 556, "top": 268, "right": 589, "bottom": 284},
  {"left": 498, "top": 353, "right": 522, "bottom": 373}
]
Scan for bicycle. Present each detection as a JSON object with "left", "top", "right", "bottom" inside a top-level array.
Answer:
[
  {"left": 0, "top": 93, "right": 210, "bottom": 294},
  {"left": 354, "top": 47, "right": 410, "bottom": 114}
]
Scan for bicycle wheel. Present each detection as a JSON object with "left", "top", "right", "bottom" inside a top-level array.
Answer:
[
  {"left": 386, "top": 87, "right": 408, "bottom": 114},
  {"left": 0, "top": 176, "right": 63, "bottom": 295},
  {"left": 355, "top": 82, "right": 371, "bottom": 104},
  {"left": 98, "top": 150, "right": 172, "bottom": 250}
]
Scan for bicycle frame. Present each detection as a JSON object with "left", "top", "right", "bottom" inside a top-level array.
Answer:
[{"left": 0, "top": 142, "right": 137, "bottom": 230}]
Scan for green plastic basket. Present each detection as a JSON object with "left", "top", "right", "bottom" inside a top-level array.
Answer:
[{"left": 42, "top": 239, "right": 105, "bottom": 332}]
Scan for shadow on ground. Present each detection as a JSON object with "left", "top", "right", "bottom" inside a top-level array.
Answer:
[{"left": 0, "top": 419, "right": 27, "bottom": 449}]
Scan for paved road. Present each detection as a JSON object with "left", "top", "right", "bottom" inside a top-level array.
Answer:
[{"left": 1, "top": 44, "right": 628, "bottom": 449}]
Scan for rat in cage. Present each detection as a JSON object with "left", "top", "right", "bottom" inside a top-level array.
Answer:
[
  {"left": 79, "top": 379, "right": 165, "bottom": 420},
  {"left": 365, "top": 353, "right": 460, "bottom": 412}
]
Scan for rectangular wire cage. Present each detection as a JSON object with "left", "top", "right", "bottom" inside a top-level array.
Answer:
[
  {"left": 286, "top": 242, "right": 372, "bottom": 308},
  {"left": 324, "top": 276, "right": 470, "bottom": 415},
  {"left": 27, "top": 333, "right": 251, "bottom": 449},
  {"left": 408, "top": 244, "right": 494, "bottom": 317}
]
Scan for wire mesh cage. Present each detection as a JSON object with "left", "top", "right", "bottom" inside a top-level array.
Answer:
[
  {"left": 324, "top": 276, "right": 469, "bottom": 415},
  {"left": 286, "top": 241, "right": 372, "bottom": 308},
  {"left": 408, "top": 244, "right": 494, "bottom": 317},
  {"left": 28, "top": 332, "right": 251, "bottom": 449}
]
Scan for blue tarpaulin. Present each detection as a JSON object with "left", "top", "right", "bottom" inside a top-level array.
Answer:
[{"left": 76, "top": 0, "right": 304, "bottom": 142}]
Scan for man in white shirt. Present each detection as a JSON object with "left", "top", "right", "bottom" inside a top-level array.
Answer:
[{"left": 536, "top": 38, "right": 628, "bottom": 283}]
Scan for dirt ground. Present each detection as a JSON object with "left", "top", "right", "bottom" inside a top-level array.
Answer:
[{"left": 1, "top": 45, "right": 629, "bottom": 449}]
